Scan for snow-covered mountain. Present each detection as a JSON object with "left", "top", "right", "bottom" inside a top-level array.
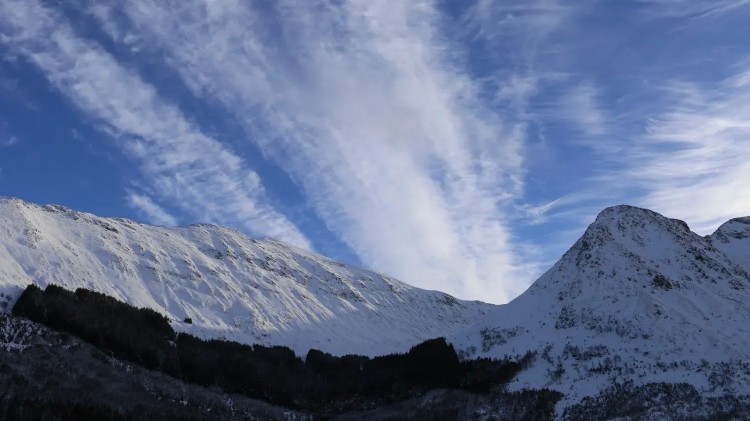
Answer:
[
  {"left": 0, "top": 196, "right": 490, "bottom": 356},
  {"left": 2, "top": 197, "right": 750, "bottom": 415},
  {"left": 452, "top": 205, "right": 750, "bottom": 409},
  {"left": 709, "top": 216, "right": 750, "bottom": 274}
]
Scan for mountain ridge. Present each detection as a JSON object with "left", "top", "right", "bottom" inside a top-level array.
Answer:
[
  {"left": 451, "top": 203, "right": 750, "bottom": 409},
  {"left": 1, "top": 196, "right": 750, "bottom": 415},
  {"left": 0, "top": 196, "right": 489, "bottom": 357},
  {"left": 709, "top": 215, "right": 750, "bottom": 275}
]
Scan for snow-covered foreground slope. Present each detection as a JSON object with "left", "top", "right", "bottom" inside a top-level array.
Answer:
[
  {"left": 452, "top": 205, "right": 750, "bottom": 410},
  {"left": 0, "top": 197, "right": 490, "bottom": 356}
]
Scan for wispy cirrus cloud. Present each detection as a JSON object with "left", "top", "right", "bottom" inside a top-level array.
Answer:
[
  {"left": 554, "top": 81, "right": 608, "bottom": 138},
  {"left": 453, "top": 0, "right": 750, "bottom": 272},
  {"left": 82, "top": 0, "right": 545, "bottom": 302},
  {"left": 125, "top": 191, "right": 178, "bottom": 226},
  {"left": 0, "top": 136, "right": 17, "bottom": 147},
  {"left": 467, "top": 0, "right": 573, "bottom": 46},
  {"left": 0, "top": 121, "right": 18, "bottom": 147},
  {"left": 625, "top": 71, "right": 750, "bottom": 232},
  {"left": 4, "top": 0, "right": 746, "bottom": 305},
  {"left": 637, "top": 0, "right": 750, "bottom": 19},
  {"left": 463, "top": 0, "right": 575, "bottom": 115},
  {"left": 0, "top": 0, "right": 311, "bottom": 249},
  {"left": 548, "top": 1, "right": 750, "bottom": 234},
  {"left": 507, "top": 0, "right": 750, "bottom": 239}
]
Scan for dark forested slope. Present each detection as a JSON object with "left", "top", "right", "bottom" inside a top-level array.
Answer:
[{"left": 8, "top": 284, "right": 560, "bottom": 418}]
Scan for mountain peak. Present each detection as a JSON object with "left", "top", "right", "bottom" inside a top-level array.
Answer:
[
  {"left": 594, "top": 204, "right": 691, "bottom": 234},
  {"left": 709, "top": 216, "right": 750, "bottom": 274},
  {"left": 713, "top": 216, "right": 750, "bottom": 240},
  {"left": 0, "top": 196, "right": 31, "bottom": 208},
  {"left": 457, "top": 210, "right": 750, "bottom": 414},
  {"left": 562, "top": 205, "right": 694, "bottom": 263},
  {"left": 523, "top": 202, "right": 747, "bottom": 304},
  {"left": 595, "top": 204, "right": 647, "bottom": 217}
]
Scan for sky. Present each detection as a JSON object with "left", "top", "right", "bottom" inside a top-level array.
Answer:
[{"left": 1, "top": 0, "right": 749, "bottom": 304}]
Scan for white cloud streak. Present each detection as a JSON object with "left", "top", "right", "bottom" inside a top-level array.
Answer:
[
  {"left": 87, "top": 0, "right": 537, "bottom": 302},
  {"left": 3, "top": 0, "right": 745, "bottom": 306},
  {"left": 637, "top": 0, "right": 750, "bottom": 19},
  {"left": 125, "top": 191, "right": 178, "bottom": 226},
  {"left": 627, "top": 73, "right": 750, "bottom": 233},
  {"left": 466, "top": 0, "right": 573, "bottom": 50},
  {"left": 0, "top": 0, "right": 311, "bottom": 249},
  {"left": 0, "top": 121, "right": 18, "bottom": 147},
  {"left": 13, "top": 0, "right": 745, "bottom": 305},
  {"left": 555, "top": 82, "right": 608, "bottom": 138},
  {"left": 460, "top": 0, "right": 750, "bottom": 267},
  {"left": 1, "top": 136, "right": 17, "bottom": 147}
]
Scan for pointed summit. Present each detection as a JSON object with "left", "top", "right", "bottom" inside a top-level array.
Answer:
[
  {"left": 525, "top": 203, "right": 747, "bottom": 303},
  {"left": 593, "top": 205, "right": 691, "bottom": 236},
  {"left": 455, "top": 207, "right": 750, "bottom": 412}
]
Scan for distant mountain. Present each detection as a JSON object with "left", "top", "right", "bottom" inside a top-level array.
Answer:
[
  {"left": 2, "top": 197, "right": 749, "bottom": 417},
  {"left": 709, "top": 216, "right": 750, "bottom": 273},
  {"left": 453, "top": 205, "right": 750, "bottom": 413},
  {"left": 0, "top": 196, "right": 489, "bottom": 357}
]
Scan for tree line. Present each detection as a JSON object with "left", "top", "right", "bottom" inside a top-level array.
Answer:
[{"left": 12, "top": 284, "right": 545, "bottom": 415}]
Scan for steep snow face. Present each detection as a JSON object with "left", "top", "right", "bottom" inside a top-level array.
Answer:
[
  {"left": 0, "top": 197, "right": 490, "bottom": 356},
  {"left": 709, "top": 217, "right": 750, "bottom": 274},
  {"left": 453, "top": 205, "right": 750, "bottom": 407}
]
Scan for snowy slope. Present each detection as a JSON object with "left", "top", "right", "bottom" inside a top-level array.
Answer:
[
  {"left": 452, "top": 205, "right": 750, "bottom": 409},
  {"left": 3, "top": 197, "right": 750, "bottom": 413},
  {"left": 0, "top": 196, "right": 490, "bottom": 356},
  {"left": 709, "top": 216, "right": 750, "bottom": 274}
]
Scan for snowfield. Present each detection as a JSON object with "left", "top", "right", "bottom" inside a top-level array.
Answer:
[
  {"left": 1, "top": 197, "right": 749, "bottom": 413},
  {"left": 0, "top": 197, "right": 489, "bottom": 357}
]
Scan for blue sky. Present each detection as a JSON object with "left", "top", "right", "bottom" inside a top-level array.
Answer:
[{"left": 1, "top": 0, "right": 749, "bottom": 303}]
